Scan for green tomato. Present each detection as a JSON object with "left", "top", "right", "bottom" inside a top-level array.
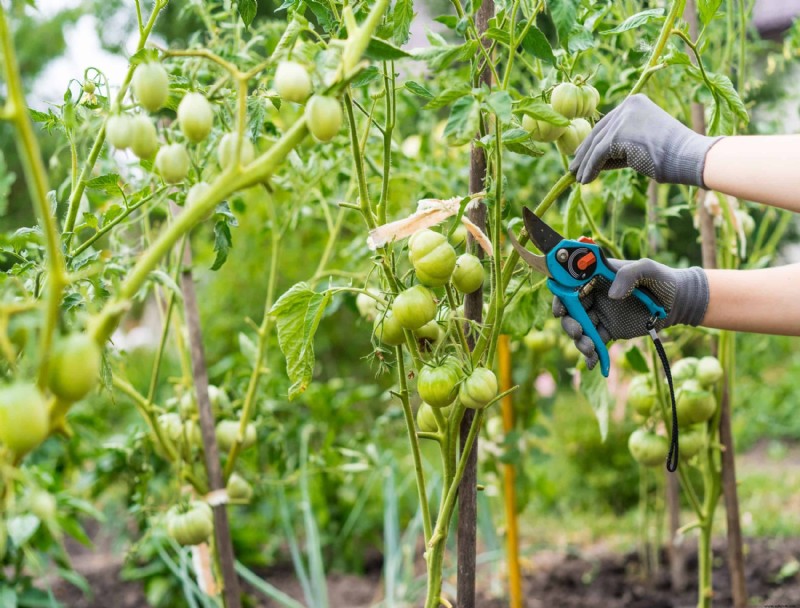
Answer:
[
  {"left": 696, "top": 356, "right": 723, "bottom": 387},
  {"left": 0, "top": 383, "right": 49, "bottom": 456},
  {"left": 392, "top": 285, "right": 436, "bottom": 330},
  {"left": 414, "top": 320, "right": 441, "bottom": 343},
  {"left": 671, "top": 357, "right": 699, "bottom": 384},
  {"left": 522, "top": 112, "right": 566, "bottom": 143},
  {"left": 29, "top": 490, "right": 56, "bottom": 521},
  {"left": 523, "top": 329, "right": 556, "bottom": 353},
  {"left": 449, "top": 224, "right": 468, "bottom": 248},
  {"left": 408, "top": 229, "right": 456, "bottom": 287},
  {"left": 628, "top": 429, "right": 668, "bottom": 467},
  {"left": 459, "top": 367, "right": 498, "bottom": 410},
  {"left": 679, "top": 424, "right": 707, "bottom": 460},
  {"left": 155, "top": 143, "right": 190, "bottom": 184},
  {"left": 355, "top": 289, "right": 381, "bottom": 321},
  {"left": 132, "top": 62, "right": 169, "bottom": 113},
  {"left": 216, "top": 420, "right": 257, "bottom": 452},
  {"left": 177, "top": 92, "right": 214, "bottom": 143},
  {"left": 452, "top": 254, "right": 484, "bottom": 294},
  {"left": 556, "top": 118, "right": 592, "bottom": 155},
  {"left": 627, "top": 375, "right": 656, "bottom": 417},
  {"left": 217, "top": 133, "right": 255, "bottom": 169},
  {"left": 49, "top": 333, "right": 101, "bottom": 402},
  {"left": 226, "top": 473, "right": 253, "bottom": 501},
  {"left": 416, "top": 403, "right": 438, "bottom": 433},
  {"left": 676, "top": 379, "right": 717, "bottom": 425},
  {"left": 551, "top": 82, "right": 582, "bottom": 119},
  {"left": 106, "top": 115, "right": 134, "bottom": 149},
  {"left": 167, "top": 502, "right": 214, "bottom": 546},
  {"left": 373, "top": 310, "right": 405, "bottom": 346},
  {"left": 418, "top": 365, "right": 460, "bottom": 408},
  {"left": 579, "top": 84, "right": 600, "bottom": 117},
  {"left": 129, "top": 115, "right": 159, "bottom": 159},
  {"left": 275, "top": 61, "right": 312, "bottom": 103},
  {"left": 305, "top": 95, "right": 342, "bottom": 142},
  {"left": 83, "top": 80, "right": 96, "bottom": 95}
]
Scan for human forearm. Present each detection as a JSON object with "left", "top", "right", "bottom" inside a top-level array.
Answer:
[
  {"left": 702, "top": 265, "right": 800, "bottom": 335},
  {"left": 703, "top": 136, "right": 800, "bottom": 213}
]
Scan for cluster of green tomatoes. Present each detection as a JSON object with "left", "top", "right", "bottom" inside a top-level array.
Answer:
[
  {"left": 356, "top": 227, "right": 500, "bottom": 434},
  {"left": 522, "top": 81, "right": 599, "bottom": 155},
  {"left": 627, "top": 356, "right": 724, "bottom": 466}
]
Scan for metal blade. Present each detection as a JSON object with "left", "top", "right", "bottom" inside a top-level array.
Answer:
[
  {"left": 522, "top": 206, "right": 564, "bottom": 254},
  {"left": 507, "top": 227, "right": 551, "bottom": 277}
]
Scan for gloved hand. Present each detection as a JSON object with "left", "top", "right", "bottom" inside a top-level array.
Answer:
[
  {"left": 569, "top": 94, "right": 722, "bottom": 187},
  {"left": 554, "top": 258, "right": 709, "bottom": 369}
]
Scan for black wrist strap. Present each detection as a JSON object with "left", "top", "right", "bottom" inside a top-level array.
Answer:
[{"left": 646, "top": 318, "right": 679, "bottom": 472}]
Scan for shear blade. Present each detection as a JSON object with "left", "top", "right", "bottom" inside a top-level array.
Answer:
[
  {"left": 507, "top": 226, "right": 551, "bottom": 277},
  {"left": 522, "top": 207, "right": 564, "bottom": 254}
]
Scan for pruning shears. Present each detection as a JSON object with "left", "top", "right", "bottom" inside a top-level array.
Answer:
[{"left": 508, "top": 206, "right": 667, "bottom": 378}]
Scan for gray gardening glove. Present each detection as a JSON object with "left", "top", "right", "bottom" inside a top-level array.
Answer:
[
  {"left": 553, "top": 259, "right": 709, "bottom": 369},
  {"left": 570, "top": 94, "right": 722, "bottom": 187}
]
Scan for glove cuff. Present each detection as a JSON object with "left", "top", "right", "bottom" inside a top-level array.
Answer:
[
  {"left": 669, "top": 267, "right": 709, "bottom": 327},
  {"left": 662, "top": 134, "right": 724, "bottom": 188}
]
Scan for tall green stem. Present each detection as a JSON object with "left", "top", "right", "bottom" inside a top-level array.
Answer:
[{"left": 630, "top": 0, "right": 688, "bottom": 95}]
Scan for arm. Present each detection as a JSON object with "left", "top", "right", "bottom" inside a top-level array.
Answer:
[
  {"left": 703, "top": 136, "right": 800, "bottom": 213},
  {"left": 704, "top": 264, "right": 800, "bottom": 335}
]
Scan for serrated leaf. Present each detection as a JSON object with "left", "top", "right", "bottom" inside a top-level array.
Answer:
[
  {"left": 84, "top": 173, "right": 122, "bottom": 195},
  {"left": 210, "top": 219, "right": 233, "bottom": 271},
  {"left": 624, "top": 345, "right": 650, "bottom": 373},
  {"left": 350, "top": 66, "right": 381, "bottom": 88},
  {"left": 412, "top": 39, "right": 479, "bottom": 70},
  {"left": 443, "top": 96, "right": 481, "bottom": 145},
  {"left": 238, "top": 0, "right": 258, "bottom": 27},
  {"left": 602, "top": 8, "right": 664, "bottom": 34},
  {"left": 391, "top": 0, "right": 414, "bottom": 45},
  {"left": 579, "top": 367, "right": 611, "bottom": 441},
  {"left": 485, "top": 90, "right": 513, "bottom": 123},
  {"left": 699, "top": 0, "right": 723, "bottom": 25},
  {"left": 405, "top": 81, "right": 434, "bottom": 99},
  {"left": 270, "top": 283, "right": 332, "bottom": 400},
  {"left": 501, "top": 282, "right": 549, "bottom": 337},
  {"left": 365, "top": 37, "right": 411, "bottom": 61},
  {"left": 548, "top": 0, "right": 579, "bottom": 44},
  {"left": 567, "top": 24, "right": 594, "bottom": 53},
  {"left": 425, "top": 85, "right": 471, "bottom": 109},
  {"left": 485, "top": 27, "right": 511, "bottom": 45},
  {"left": 518, "top": 23, "right": 555, "bottom": 65},
  {"left": 504, "top": 140, "right": 544, "bottom": 157},
  {"left": 516, "top": 98, "right": 570, "bottom": 125}
]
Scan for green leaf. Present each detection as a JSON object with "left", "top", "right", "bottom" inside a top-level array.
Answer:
[
  {"left": 0, "top": 588, "right": 16, "bottom": 608},
  {"left": 412, "top": 39, "right": 479, "bottom": 70},
  {"left": 210, "top": 219, "right": 233, "bottom": 271},
  {"left": 425, "top": 85, "right": 471, "bottom": 109},
  {"left": 516, "top": 98, "right": 570, "bottom": 125},
  {"left": 567, "top": 24, "right": 594, "bottom": 53},
  {"left": 485, "top": 27, "right": 511, "bottom": 46},
  {"left": 405, "top": 81, "right": 434, "bottom": 99},
  {"left": 129, "top": 47, "right": 159, "bottom": 67},
  {"left": 365, "top": 37, "right": 410, "bottom": 61},
  {"left": 601, "top": 8, "right": 664, "bottom": 34},
  {"left": 579, "top": 366, "right": 611, "bottom": 441},
  {"left": 548, "top": 0, "right": 579, "bottom": 44},
  {"left": 238, "top": 0, "right": 258, "bottom": 27},
  {"left": 624, "top": 346, "right": 650, "bottom": 373},
  {"left": 443, "top": 96, "right": 481, "bottom": 146},
  {"left": 518, "top": 23, "right": 555, "bottom": 65},
  {"left": 84, "top": 173, "right": 122, "bottom": 195},
  {"left": 485, "top": 90, "right": 513, "bottom": 123},
  {"left": 699, "top": 0, "right": 723, "bottom": 25},
  {"left": 7, "top": 514, "right": 40, "bottom": 546},
  {"left": 391, "top": 0, "right": 414, "bottom": 45},
  {"left": 270, "top": 283, "right": 332, "bottom": 400},
  {"left": 350, "top": 66, "right": 381, "bottom": 88},
  {"left": 501, "top": 281, "right": 549, "bottom": 337}
]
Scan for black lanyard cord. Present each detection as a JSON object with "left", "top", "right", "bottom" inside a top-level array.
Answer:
[{"left": 646, "top": 318, "right": 679, "bottom": 472}]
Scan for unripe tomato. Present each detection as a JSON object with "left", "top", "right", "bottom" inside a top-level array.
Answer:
[
  {"left": 551, "top": 82, "right": 582, "bottom": 119},
  {"left": 356, "top": 289, "right": 381, "bottom": 321},
  {"left": 49, "top": 333, "right": 101, "bottom": 402},
  {"left": 671, "top": 357, "right": 699, "bottom": 383},
  {"left": 414, "top": 320, "right": 441, "bottom": 342},
  {"left": 167, "top": 502, "right": 214, "bottom": 546},
  {"left": 0, "top": 383, "right": 49, "bottom": 456},
  {"left": 373, "top": 310, "right": 405, "bottom": 346},
  {"left": 83, "top": 80, "right": 96, "bottom": 95},
  {"left": 696, "top": 356, "right": 723, "bottom": 387},
  {"left": 627, "top": 375, "right": 656, "bottom": 417},
  {"left": 106, "top": 115, "right": 134, "bottom": 149},
  {"left": 676, "top": 379, "right": 717, "bottom": 425},
  {"left": 177, "top": 92, "right": 214, "bottom": 143},
  {"left": 452, "top": 254, "right": 484, "bottom": 294},
  {"left": 29, "top": 490, "right": 56, "bottom": 521},
  {"left": 130, "top": 115, "right": 159, "bottom": 159},
  {"left": 216, "top": 420, "right": 257, "bottom": 451},
  {"left": 449, "top": 224, "right": 468, "bottom": 248},
  {"left": 217, "top": 132, "right": 255, "bottom": 168},
  {"left": 522, "top": 112, "right": 566, "bottom": 143},
  {"left": 416, "top": 403, "right": 438, "bottom": 433},
  {"left": 579, "top": 84, "right": 600, "bottom": 117},
  {"left": 305, "top": 95, "right": 342, "bottom": 142},
  {"left": 392, "top": 285, "right": 436, "bottom": 330},
  {"left": 408, "top": 229, "right": 456, "bottom": 287},
  {"left": 275, "top": 61, "right": 312, "bottom": 103},
  {"left": 556, "top": 118, "right": 592, "bottom": 155},
  {"left": 226, "top": 473, "right": 253, "bottom": 501},
  {"left": 459, "top": 367, "right": 498, "bottom": 410},
  {"left": 132, "top": 62, "right": 169, "bottom": 113},
  {"left": 155, "top": 143, "right": 190, "bottom": 184},
  {"left": 679, "top": 424, "right": 706, "bottom": 460},
  {"left": 628, "top": 429, "right": 668, "bottom": 466},
  {"left": 523, "top": 329, "right": 556, "bottom": 353},
  {"left": 418, "top": 365, "right": 460, "bottom": 408}
]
